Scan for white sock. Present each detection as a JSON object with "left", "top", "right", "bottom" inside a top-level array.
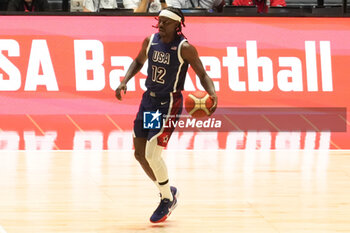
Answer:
[
  {"left": 154, "top": 181, "right": 160, "bottom": 189},
  {"left": 158, "top": 181, "right": 173, "bottom": 201}
]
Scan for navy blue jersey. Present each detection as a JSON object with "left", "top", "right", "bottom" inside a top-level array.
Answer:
[{"left": 145, "top": 33, "right": 189, "bottom": 94}]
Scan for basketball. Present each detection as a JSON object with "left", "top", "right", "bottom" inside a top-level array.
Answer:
[{"left": 184, "top": 91, "right": 214, "bottom": 118}]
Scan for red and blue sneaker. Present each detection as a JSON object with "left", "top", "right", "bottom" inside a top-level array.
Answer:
[{"left": 150, "top": 186, "right": 178, "bottom": 223}]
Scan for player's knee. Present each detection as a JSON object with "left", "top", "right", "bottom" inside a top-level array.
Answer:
[
  {"left": 145, "top": 150, "right": 153, "bottom": 164},
  {"left": 134, "top": 150, "right": 146, "bottom": 162},
  {"left": 145, "top": 138, "right": 163, "bottom": 165}
]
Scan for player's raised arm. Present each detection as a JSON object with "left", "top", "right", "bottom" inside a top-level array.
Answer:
[
  {"left": 181, "top": 42, "right": 218, "bottom": 115},
  {"left": 115, "top": 36, "right": 150, "bottom": 100}
]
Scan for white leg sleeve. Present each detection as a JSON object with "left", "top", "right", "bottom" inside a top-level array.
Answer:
[
  {"left": 145, "top": 138, "right": 168, "bottom": 183},
  {"left": 145, "top": 138, "right": 173, "bottom": 200}
]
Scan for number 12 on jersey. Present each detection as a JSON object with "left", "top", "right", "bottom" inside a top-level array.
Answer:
[{"left": 151, "top": 65, "right": 166, "bottom": 84}]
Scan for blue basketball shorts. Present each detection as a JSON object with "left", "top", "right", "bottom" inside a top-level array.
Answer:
[{"left": 133, "top": 90, "right": 183, "bottom": 147}]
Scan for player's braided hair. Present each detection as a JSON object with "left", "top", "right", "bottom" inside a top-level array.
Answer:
[
  {"left": 154, "top": 7, "right": 186, "bottom": 39},
  {"left": 166, "top": 7, "right": 186, "bottom": 38}
]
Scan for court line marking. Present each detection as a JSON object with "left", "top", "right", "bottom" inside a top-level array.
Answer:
[
  {"left": 105, "top": 114, "right": 123, "bottom": 132},
  {"left": 247, "top": 202, "right": 280, "bottom": 233},
  {"left": 339, "top": 114, "right": 350, "bottom": 126},
  {"left": 300, "top": 114, "right": 341, "bottom": 150},
  {"left": 26, "top": 114, "right": 60, "bottom": 150},
  {"left": 66, "top": 115, "right": 83, "bottom": 132},
  {"left": 260, "top": 114, "right": 281, "bottom": 150},
  {"left": 261, "top": 114, "right": 281, "bottom": 132},
  {"left": 330, "top": 141, "right": 341, "bottom": 150},
  {"left": 299, "top": 114, "right": 319, "bottom": 132},
  {"left": 222, "top": 114, "right": 243, "bottom": 132},
  {"left": 222, "top": 114, "right": 249, "bottom": 147},
  {"left": 26, "top": 114, "right": 46, "bottom": 135},
  {"left": 0, "top": 225, "right": 8, "bottom": 233}
]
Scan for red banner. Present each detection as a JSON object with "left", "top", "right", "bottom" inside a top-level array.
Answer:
[{"left": 0, "top": 16, "right": 349, "bottom": 150}]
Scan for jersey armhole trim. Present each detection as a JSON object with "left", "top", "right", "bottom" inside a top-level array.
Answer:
[
  {"left": 146, "top": 34, "right": 155, "bottom": 56},
  {"left": 178, "top": 39, "right": 187, "bottom": 64}
]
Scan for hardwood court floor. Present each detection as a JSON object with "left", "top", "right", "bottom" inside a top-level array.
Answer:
[{"left": 0, "top": 150, "right": 349, "bottom": 233}]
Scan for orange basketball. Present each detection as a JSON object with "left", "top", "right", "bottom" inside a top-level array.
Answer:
[{"left": 184, "top": 91, "right": 214, "bottom": 118}]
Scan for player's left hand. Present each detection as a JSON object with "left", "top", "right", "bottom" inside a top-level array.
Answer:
[{"left": 209, "top": 94, "right": 218, "bottom": 116}]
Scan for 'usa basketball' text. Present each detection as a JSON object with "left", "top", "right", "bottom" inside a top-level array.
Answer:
[{"left": 0, "top": 39, "right": 332, "bottom": 92}]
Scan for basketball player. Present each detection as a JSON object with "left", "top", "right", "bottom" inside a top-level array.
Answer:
[{"left": 115, "top": 7, "right": 217, "bottom": 223}]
